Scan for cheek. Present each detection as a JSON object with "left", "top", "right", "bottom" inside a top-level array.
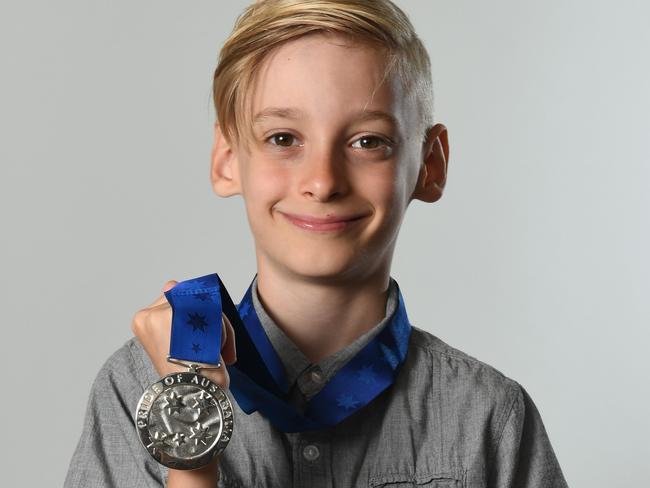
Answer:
[
  {"left": 241, "top": 163, "right": 289, "bottom": 216},
  {"left": 359, "top": 166, "right": 407, "bottom": 219}
]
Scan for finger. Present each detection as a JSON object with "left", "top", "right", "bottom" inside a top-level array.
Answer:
[
  {"left": 198, "top": 356, "right": 230, "bottom": 390},
  {"left": 144, "top": 280, "right": 179, "bottom": 309},
  {"left": 221, "top": 314, "right": 237, "bottom": 365},
  {"left": 162, "top": 280, "right": 178, "bottom": 293}
]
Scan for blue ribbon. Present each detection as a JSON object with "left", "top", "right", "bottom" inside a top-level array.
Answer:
[
  {"left": 165, "top": 272, "right": 412, "bottom": 433},
  {"left": 166, "top": 273, "right": 224, "bottom": 365}
]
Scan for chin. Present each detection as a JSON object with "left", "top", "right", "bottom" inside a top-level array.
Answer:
[{"left": 278, "top": 248, "right": 366, "bottom": 281}]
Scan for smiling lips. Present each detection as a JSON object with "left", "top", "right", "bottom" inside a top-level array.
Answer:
[{"left": 280, "top": 211, "right": 368, "bottom": 232}]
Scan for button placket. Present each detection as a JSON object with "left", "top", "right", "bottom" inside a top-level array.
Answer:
[{"left": 295, "top": 434, "right": 332, "bottom": 488}]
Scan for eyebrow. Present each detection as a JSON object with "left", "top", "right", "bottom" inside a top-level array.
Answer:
[
  {"left": 252, "top": 106, "right": 399, "bottom": 129},
  {"left": 253, "top": 107, "right": 304, "bottom": 124}
]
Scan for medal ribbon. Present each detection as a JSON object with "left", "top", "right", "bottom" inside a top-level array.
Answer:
[
  {"left": 166, "top": 273, "right": 225, "bottom": 365},
  {"left": 166, "top": 272, "right": 412, "bottom": 433}
]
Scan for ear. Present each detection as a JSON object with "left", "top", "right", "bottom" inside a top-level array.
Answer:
[
  {"left": 210, "top": 124, "right": 242, "bottom": 197},
  {"left": 411, "top": 123, "right": 449, "bottom": 203}
]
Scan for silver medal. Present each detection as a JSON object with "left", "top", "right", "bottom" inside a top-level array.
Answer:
[{"left": 135, "top": 363, "right": 234, "bottom": 470}]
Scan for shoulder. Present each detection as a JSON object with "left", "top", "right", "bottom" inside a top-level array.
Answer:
[
  {"left": 409, "top": 324, "right": 517, "bottom": 381},
  {"left": 406, "top": 325, "right": 523, "bottom": 422},
  {"left": 409, "top": 324, "right": 513, "bottom": 373},
  {"left": 371, "top": 325, "right": 541, "bottom": 479},
  {"left": 391, "top": 327, "right": 567, "bottom": 485},
  {"left": 401, "top": 326, "right": 532, "bottom": 470}
]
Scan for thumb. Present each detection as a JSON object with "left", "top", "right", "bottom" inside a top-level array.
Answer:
[
  {"left": 162, "top": 280, "right": 178, "bottom": 293},
  {"left": 145, "top": 279, "right": 179, "bottom": 309},
  {"left": 221, "top": 314, "right": 237, "bottom": 365}
]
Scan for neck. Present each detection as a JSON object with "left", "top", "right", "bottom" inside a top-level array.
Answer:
[{"left": 254, "top": 260, "right": 391, "bottom": 364}]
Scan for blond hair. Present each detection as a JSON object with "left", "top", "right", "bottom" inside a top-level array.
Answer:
[{"left": 212, "top": 0, "right": 434, "bottom": 149}]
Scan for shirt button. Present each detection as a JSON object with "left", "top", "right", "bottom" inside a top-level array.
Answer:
[
  {"left": 302, "top": 444, "right": 320, "bottom": 461},
  {"left": 309, "top": 369, "right": 323, "bottom": 384}
]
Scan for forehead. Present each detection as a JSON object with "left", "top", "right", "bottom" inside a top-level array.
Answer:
[{"left": 248, "top": 33, "right": 412, "bottom": 132}]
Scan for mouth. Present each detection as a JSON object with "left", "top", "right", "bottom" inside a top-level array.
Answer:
[{"left": 279, "top": 211, "right": 369, "bottom": 232}]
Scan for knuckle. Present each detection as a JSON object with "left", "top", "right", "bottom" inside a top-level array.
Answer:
[{"left": 131, "top": 308, "right": 148, "bottom": 335}]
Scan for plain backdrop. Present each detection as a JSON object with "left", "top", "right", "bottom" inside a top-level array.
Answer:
[{"left": 1, "top": 0, "right": 648, "bottom": 486}]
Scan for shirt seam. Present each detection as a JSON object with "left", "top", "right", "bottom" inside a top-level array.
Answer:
[
  {"left": 486, "top": 381, "right": 521, "bottom": 480},
  {"left": 408, "top": 339, "right": 510, "bottom": 381},
  {"left": 435, "top": 346, "right": 445, "bottom": 473}
]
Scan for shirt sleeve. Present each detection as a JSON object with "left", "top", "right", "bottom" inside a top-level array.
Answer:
[
  {"left": 64, "top": 339, "right": 168, "bottom": 488},
  {"left": 489, "top": 382, "right": 569, "bottom": 488}
]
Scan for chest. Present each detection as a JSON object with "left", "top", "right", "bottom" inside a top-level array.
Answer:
[{"left": 216, "top": 394, "right": 467, "bottom": 488}]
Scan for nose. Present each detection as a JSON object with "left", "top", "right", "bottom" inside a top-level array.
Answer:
[{"left": 299, "top": 144, "right": 349, "bottom": 202}]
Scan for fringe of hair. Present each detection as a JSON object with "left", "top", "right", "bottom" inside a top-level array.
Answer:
[{"left": 212, "top": 0, "right": 434, "bottom": 149}]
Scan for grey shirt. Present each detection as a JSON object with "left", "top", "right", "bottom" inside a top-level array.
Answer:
[{"left": 65, "top": 279, "right": 568, "bottom": 488}]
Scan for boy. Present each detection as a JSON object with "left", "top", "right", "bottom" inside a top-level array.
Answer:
[{"left": 65, "top": 1, "right": 569, "bottom": 487}]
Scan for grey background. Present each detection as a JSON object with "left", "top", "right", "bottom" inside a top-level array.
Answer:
[{"left": 1, "top": 0, "right": 648, "bottom": 486}]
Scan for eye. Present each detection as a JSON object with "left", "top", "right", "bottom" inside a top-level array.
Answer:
[
  {"left": 351, "top": 135, "right": 390, "bottom": 150},
  {"left": 266, "top": 132, "right": 300, "bottom": 147},
  {"left": 351, "top": 135, "right": 394, "bottom": 158}
]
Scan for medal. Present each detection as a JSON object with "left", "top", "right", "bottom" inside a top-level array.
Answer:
[
  {"left": 134, "top": 273, "right": 235, "bottom": 470},
  {"left": 135, "top": 363, "right": 233, "bottom": 470}
]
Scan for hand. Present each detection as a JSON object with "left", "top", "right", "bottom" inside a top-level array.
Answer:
[
  {"left": 131, "top": 280, "right": 237, "bottom": 486},
  {"left": 131, "top": 279, "right": 237, "bottom": 389}
]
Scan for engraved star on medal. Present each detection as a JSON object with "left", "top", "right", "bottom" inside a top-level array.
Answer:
[
  {"left": 191, "top": 391, "right": 215, "bottom": 415},
  {"left": 146, "top": 431, "right": 168, "bottom": 455},
  {"left": 162, "top": 390, "right": 185, "bottom": 416},
  {"left": 189, "top": 422, "right": 213, "bottom": 446},
  {"left": 170, "top": 432, "right": 187, "bottom": 447}
]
